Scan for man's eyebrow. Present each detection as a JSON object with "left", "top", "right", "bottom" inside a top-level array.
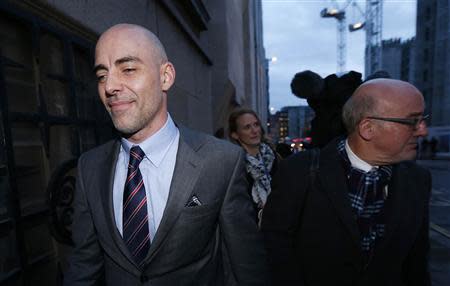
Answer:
[
  {"left": 93, "top": 64, "right": 107, "bottom": 74},
  {"left": 115, "top": 56, "right": 143, "bottom": 66},
  {"left": 93, "top": 56, "right": 143, "bottom": 73}
]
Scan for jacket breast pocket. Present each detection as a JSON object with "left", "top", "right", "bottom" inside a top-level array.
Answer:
[
  {"left": 180, "top": 199, "right": 221, "bottom": 220},
  {"left": 161, "top": 200, "right": 221, "bottom": 264}
]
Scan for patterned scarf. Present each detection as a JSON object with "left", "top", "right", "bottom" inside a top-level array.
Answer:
[
  {"left": 337, "top": 139, "right": 392, "bottom": 256},
  {"left": 245, "top": 142, "right": 275, "bottom": 208}
]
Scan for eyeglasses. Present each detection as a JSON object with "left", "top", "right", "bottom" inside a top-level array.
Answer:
[{"left": 367, "top": 114, "right": 429, "bottom": 130}]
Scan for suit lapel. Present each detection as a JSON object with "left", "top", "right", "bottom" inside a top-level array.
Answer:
[
  {"left": 318, "top": 142, "right": 361, "bottom": 248},
  {"left": 98, "top": 140, "right": 140, "bottom": 269},
  {"left": 378, "top": 164, "right": 409, "bottom": 248},
  {"left": 145, "top": 128, "right": 203, "bottom": 262}
]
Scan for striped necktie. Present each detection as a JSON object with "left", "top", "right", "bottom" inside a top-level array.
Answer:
[{"left": 123, "top": 146, "right": 150, "bottom": 265}]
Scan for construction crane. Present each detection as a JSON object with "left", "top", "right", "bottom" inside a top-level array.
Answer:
[
  {"left": 321, "top": 0, "right": 384, "bottom": 76},
  {"left": 362, "top": 0, "right": 383, "bottom": 77},
  {"left": 320, "top": 0, "right": 353, "bottom": 73}
]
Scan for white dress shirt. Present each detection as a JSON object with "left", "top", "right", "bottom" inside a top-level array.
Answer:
[
  {"left": 345, "top": 139, "right": 376, "bottom": 172},
  {"left": 113, "top": 114, "right": 179, "bottom": 241},
  {"left": 345, "top": 139, "right": 390, "bottom": 198}
]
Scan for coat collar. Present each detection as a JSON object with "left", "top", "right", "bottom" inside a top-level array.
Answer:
[
  {"left": 318, "top": 139, "right": 361, "bottom": 248},
  {"left": 144, "top": 126, "right": 204, "bottom": 262},
  {"left": 377, "top": 163, "right": 412, "bottom": 249},
  {"left": 317, "top": 139, "right": 413, "bottom": 254},
  {"left": 99, "top": 140, "right": 142, "bottom": 272}
]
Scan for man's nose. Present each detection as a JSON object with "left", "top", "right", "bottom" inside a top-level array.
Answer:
[
  {"left": 415, "top": 121, "right": 429, "bottom": 137},
  {"left": 104, "top": 73, "right": 122, "bottom": 96}
]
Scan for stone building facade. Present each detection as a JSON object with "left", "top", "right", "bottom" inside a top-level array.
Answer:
[{"left": 0, "top": 1, "right": 267, "bottom": 285}]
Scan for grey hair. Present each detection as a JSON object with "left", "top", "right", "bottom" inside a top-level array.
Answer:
[{"left": 342, "top": 91, "right": 377, "bottom": 134}]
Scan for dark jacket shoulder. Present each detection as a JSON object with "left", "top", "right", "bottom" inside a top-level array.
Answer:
[
  {"left": 276, "top": 149, "right": 316, "bottom": 173},
  {"left": 396, "top": 160, "right": 430, "bottom": 174}
]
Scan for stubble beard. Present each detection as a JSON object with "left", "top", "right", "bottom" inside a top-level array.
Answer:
[
  {"left": 109, "top": 99, "right": 162, "bottom": 138},
  {"left": 110, "top": 109, "right": 154, "bottom": 137}
]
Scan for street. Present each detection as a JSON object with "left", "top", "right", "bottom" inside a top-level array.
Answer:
[{"left": 417, "top": 160, "right": 450, "bottom": 286}]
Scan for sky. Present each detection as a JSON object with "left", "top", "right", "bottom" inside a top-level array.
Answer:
[{"left": 262, "top": 0, "right": 417, "bottom": 111}]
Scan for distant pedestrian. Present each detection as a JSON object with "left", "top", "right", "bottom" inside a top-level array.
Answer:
[
  {"left": 229, "top": 108, "right": 278, "bottom": 223},
  {"left": 262, "top": 78, "right": 431, "bottom": 286}
]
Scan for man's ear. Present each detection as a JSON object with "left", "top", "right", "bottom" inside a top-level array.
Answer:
[
  {"left": 161, "top": 62, "right": 175, "bottom": 91},
  {"left": 358, "top": 118, "right": 375, "bottom": 141}
]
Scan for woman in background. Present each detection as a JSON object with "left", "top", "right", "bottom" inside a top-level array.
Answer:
[{"left": 228, "top": 108, "right": 278, "bottom": 222}]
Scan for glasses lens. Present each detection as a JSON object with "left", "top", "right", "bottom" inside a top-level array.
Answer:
[{"left": 415, "top": 115, "right": 429, "bottom": 128}]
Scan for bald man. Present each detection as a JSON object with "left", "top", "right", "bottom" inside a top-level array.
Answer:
[
  {"left": 262, "top": 79, "right": 431, "bottom": 286},
  {"left": 64, "top": 24, "right": 268, "bottom": 286}
]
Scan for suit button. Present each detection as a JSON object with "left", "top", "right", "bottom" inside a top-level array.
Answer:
[{"left": 140, "top": 275, "right": 149, "bottom": 283}]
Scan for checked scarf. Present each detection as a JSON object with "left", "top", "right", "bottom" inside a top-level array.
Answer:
[
  {"left": 337, "top": 139, "right": 392, "bottom": 256},
  {"left": 245, "top": 142, "right": 275, "bottom": 208}
]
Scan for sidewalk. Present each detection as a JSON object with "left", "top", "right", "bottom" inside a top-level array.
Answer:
[{"left": 430, "top": 229, "right": 450, "bottom": 286}]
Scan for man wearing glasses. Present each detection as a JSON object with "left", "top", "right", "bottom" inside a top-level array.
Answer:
[{"left": 262, "top": 78, "right": 431, "bottom": 286}]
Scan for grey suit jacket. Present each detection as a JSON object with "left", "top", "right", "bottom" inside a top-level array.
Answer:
[{"left": 64, "top": 127, "right": 268, "bottom": 286}]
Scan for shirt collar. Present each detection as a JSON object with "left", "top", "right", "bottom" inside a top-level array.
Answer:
[
  {"left": 345, "top": 139, "right": 376, "bottom": 172},
  {"left": 121, "top": 113, "right": 179, "bottom": 167}
]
